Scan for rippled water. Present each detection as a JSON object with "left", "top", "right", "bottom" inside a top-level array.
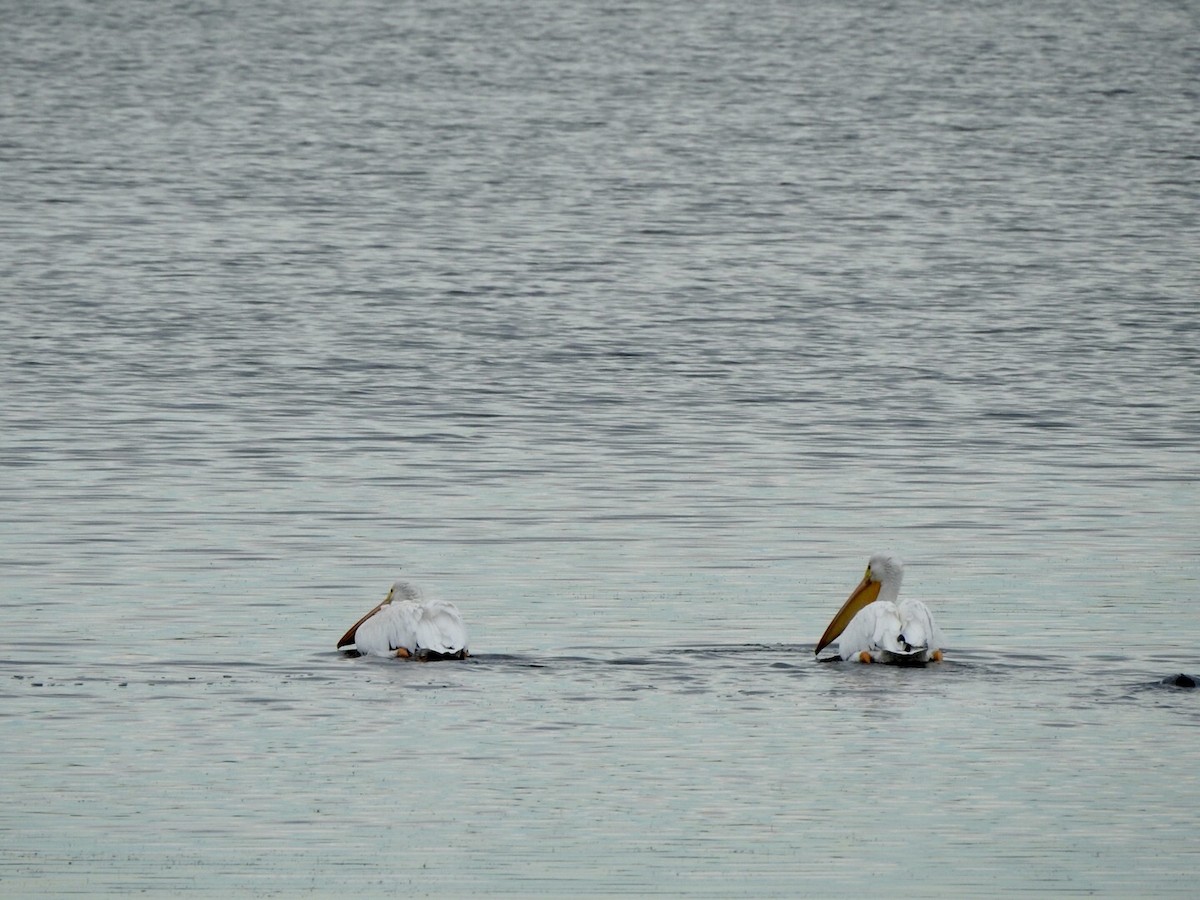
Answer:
[{"left": 2, "top": 0, "right": 1198, "bottom": 895}]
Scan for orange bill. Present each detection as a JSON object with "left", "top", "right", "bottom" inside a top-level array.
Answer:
[
  {"left": 336, "top": 585, "right": 396, "bottom": 649},
  {"left": 814, "top": 573, "right": 882, "bottom": 655}
]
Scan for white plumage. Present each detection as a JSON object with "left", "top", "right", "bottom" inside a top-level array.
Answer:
[
  {"left": 815, "top": 554, "right": 944, "bottom": 665},
  {"left": 337, "top": 581, "right": 469, "bottom": 660}
]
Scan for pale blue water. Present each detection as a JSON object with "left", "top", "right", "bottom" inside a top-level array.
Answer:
[{"left": 2, "top": 0, "right": 1198, "bottom": 896}]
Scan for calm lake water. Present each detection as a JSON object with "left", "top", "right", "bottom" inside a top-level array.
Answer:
[{"left": 2, "top": 0, "right": 1198, "bottom": 895}]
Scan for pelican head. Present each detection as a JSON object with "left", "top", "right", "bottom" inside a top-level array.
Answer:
[{"left": 814, "top": 553, "right": 905, "bottom": 655}]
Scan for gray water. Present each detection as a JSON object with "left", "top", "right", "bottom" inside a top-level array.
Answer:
[{"left": 2, "top": 0, "right": 1198, "bottom": 895}]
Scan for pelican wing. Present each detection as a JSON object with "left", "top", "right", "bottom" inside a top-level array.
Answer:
[
  {"left": 411, "top": 599, "right": 468, "bottom": 655},
  {"left": 837, "top": 601, "right": 898, "bottom": 659},
  {"left": 892, "top": 599, "right": 943, "bottom": 653},
  {"left": 352, "top": 601, "right": 425, "bottom": 657},
  {"left": 837, "top": 599, "right": 943, "bottom": 662}
]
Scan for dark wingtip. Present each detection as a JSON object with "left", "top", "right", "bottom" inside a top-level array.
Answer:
[{"left": 412, "top": 648, "right": 469, "bottom": 662}]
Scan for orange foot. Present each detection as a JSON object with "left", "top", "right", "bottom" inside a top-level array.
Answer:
[
  {"left": 931, "top": 649, "right": 943, "bottom": 663},
  {"left": 395, "top": 647, "right": 412, "bottom": 659},
  {"left": 857, "top": 651, "right": 874, "bottom": 664}
]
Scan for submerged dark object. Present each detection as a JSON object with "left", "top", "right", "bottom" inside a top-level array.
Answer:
[{"left": 1163, "top": 673, "right": 1197, "bottom": 689}]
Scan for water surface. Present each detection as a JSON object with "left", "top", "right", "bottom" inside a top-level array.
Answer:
[{"left": 2, "top": 0, "right": 1198, "bottom": 895}]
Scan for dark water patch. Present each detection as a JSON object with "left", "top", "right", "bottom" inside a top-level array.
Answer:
[
  {"left": 670, "top": 643, "right": 805, "bottom": 656},
  {"left": 466, "top": 653, "right": 548, "bottom": 668},
  {"left": 607, "top": 656, "right": 666, "bottom": 667},
  {"left": 1107, "top": 677, "right": 1200, "bottom": 722}
]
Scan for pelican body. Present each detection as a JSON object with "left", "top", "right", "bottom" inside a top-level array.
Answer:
[
  {"left": 815, "top": 554, "right": 943, "bottom": 665},
  {"left": 337, "top": 581, "right": 469, "bottom": 660}
]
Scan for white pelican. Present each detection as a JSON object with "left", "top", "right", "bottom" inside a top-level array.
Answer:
[
  {"left": 337, "top": 581, "right": 469, "bottom": 660},
  {"left": 814, "top": 554, "right": 944, "bottom": 665}
]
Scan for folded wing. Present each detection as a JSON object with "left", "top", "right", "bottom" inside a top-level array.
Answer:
[
  {"left": 836, "top": 599, "right": 943, "bottom": 662},
  {"left": 412, "top": 599, "right": 468, "bottom": 655}
]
